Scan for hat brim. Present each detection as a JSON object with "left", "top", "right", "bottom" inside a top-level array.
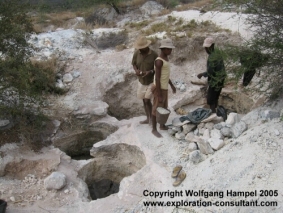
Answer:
[
  {"left": 159, "top": 45, "right": 175, "bottom": 49},
  {"left": 134, "top": 40, "right": 151, "bottom": 49}
]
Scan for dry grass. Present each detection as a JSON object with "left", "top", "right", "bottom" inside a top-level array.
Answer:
[
  {"left": 119, "top": 0, "right": 147, "bottom": 7},
  {"left": 175, "top": 0, "right": 213, "bottom": 11},
  {"left": 142, "top": 22, "right": 169, "bottom": 35},
  {"left": 74, "top": 22, "right": 94, "bottom": 31},
  {"left": 127, "top": 20, "right": 150, "bottom": 30}
]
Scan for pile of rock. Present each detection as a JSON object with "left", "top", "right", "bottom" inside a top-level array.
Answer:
[{"left": 168, "top": 109, "right": 281, "bottom": 164}]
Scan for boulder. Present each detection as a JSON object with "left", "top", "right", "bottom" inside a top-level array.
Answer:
[
  {"left": 182, "top": 124, "right": 197, "bottom": 134},
  {"left": 44, "top": 172, "right": 67, "bottom": 190},
  {"left": 140, "top": 1, "right": 164, "bottom": 16}
]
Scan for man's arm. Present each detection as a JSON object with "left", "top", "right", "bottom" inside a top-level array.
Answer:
[
  {"left": 132, "top": 51, "right": 142, "bottom": 76},
  {"left": 155, "top": 59, "right": 163, "bottom": 102},
  {"left": 133, "top": 65, "right": 142, "bottom": 76}
]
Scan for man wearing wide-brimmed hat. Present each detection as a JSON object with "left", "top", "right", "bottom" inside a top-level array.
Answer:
[
  {"left": 197, "top": 37, "right": 226, "bottom": 113},
  {"left": 132, "top": 36, "right": 158, "bottom": 124},
  {"left": 152, "top": 38, "right": 176, "bottom": 138}
]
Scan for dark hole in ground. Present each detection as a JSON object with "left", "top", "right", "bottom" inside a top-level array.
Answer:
[
  {"left": 88, "top": 179, "right": 120, "bottom": 200},
  {"left": 71, "top": 154, "right": 93, "bottom": 160},
  {"left": 78, "top": 143, "right": 146, "bottom": 201},
  {"left": 53, "top": 122, "right": 118, "bottom": 159}
]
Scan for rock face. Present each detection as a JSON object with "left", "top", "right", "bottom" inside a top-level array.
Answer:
[
  {"left": 44, "top": 172, "right": 67, "bottom": 190},
  {"left": 139, "top": 1, "right": 164, "bottom": 16}
]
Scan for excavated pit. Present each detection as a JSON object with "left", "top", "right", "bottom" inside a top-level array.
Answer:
[
  {"left": 53, "top": 122, "right": 118, "bottom": 159},
  {"left": 103, "top": 74, "right": 144, "bottom": 120},
  {"left": 78, "top": 143, "right": 146, "bottom": 200}
]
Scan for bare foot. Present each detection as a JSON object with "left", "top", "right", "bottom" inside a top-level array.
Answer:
[
  {"left": 152, "top": 130, "right": 162, "bottom": 138},
  {"left": 160, "top": 125, "right": 168, "bottom": 130},
  {"left": 140, "top": 119, "right": 149, "bottom": 124}
]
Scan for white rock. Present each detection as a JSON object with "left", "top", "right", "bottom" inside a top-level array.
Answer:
[
  {"left": 0, "top": 120, "right": 10, "bottom": 127},
  {"left": 140, "top": 1, "right": 164, "bottom": 16},
  {"left": 204, "top": 122, "right": 214, "bottom": 130},
  {"left": 214, "top": 122, "right": 226, "bottom": 130},
  {"left": 208, "top": 138, "right": 225, "bottom": 150},
  {"left": 221, "top": 127, "right": 231, "bottom": 138},
  {"left": 55, "top": 79, "right": 65, "bottom": 89},
  {"left": 180, "top": 84, "right": 186, "bottom": 92},
  {"left": 63, "top": 73, "right": 73, "bottom": 83},
  {"left": 72, "top": 70, "right": 81, "bottom": 78},
  {"left": 185, "top": 132, "right": 195, "bottom": 142},
  {"left": 196, "top": 138, "right": 214, "bottom": 155},
  {"left": 52, "top": 120, "right": 61, "bottom": 128},
  {"left": 226, "top": 112, "right": 240, "bottom": 126},
  {"left": 182, "top": 124, "right": 196, "bottom": 134},
  {"left": 44, "top": 172, "right": 67, "bottom": 190},
  {"left": 211, "top": 129, "right": 224, "bottom": 139},
  {"left": 274, "top": 129, "right": 280, "bottom": 136},
  {"left": 202, "top": 129, "right": 210, "bottom": 140},
  {"left": 175, "top": 132, "right": 185, "bottom": 140},
  {"left": 10, "top": 196, "right": 15, "bottom": 202},
  {"left": 188, "top": 142, "right": 198, "bottom": 152},
  {"left": 231, "top": 121, "right": 248, "bottom": 138}
]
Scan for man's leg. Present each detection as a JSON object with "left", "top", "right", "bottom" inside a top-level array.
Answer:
[
  {"left": 152, "top": 115, "right": 162, "bottom": 138},
  {"left": 159, "top": 89, "right": 168, "bottom": 130},
  {"left": 152, "top": 91, "right": 162, "bottom": 138},
  {"left": 140, "top": 99, "right": 152, "bottom": 124},
  {"left": 210, "top": 104, "right": 217, "bottom": 113}
]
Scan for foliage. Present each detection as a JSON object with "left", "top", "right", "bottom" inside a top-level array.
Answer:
[
  {"left": 214, "top": 0, "right": 283, "bottom": 98},
  {"left": 0, "top": 0, "right": 64, "bottom": 145}
]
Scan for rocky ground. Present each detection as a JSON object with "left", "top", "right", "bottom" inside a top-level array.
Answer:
[{"left": 0, "top": 1, "right": 282, "bottom": 213}]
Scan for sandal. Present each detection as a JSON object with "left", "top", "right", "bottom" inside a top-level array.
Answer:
[
  {"left": 173, "top": 170, "right": 186, "bottom": 187},
  {"left": 171, "top": 165, "right": 182, "bottom": 178}
]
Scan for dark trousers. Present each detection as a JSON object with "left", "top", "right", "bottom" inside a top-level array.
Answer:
[
  {"left": 207, "top": 86, "right": 222, "bottom": 106},
  {"left": 243, "top": 69, "right": 256, "bottom": 86}
]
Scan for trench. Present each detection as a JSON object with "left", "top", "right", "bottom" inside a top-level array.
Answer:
[{"left": 78, "top": 143, "right": 146, "bottom": 200}]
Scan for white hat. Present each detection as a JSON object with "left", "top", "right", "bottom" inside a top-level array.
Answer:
[
  {"left": 203, "top": 37, "right": 215, "bottom": 47},
  {"left": 159, "top": 38, "right": 175, "bottom": 49},
  {"left": 134, "top": 36, "right": 151, "bottom": 49}
]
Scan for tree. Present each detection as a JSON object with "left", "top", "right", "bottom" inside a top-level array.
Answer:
[
  {"left": 214, "top": 0, "right": 283, "bottom": 97},
  {"left": 0, "top": 0, "right": 62, "bottom": 145}
]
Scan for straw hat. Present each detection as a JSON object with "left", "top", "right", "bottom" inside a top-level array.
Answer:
[
  {"left": 203, "top": 37, "right": 214, "bottom": 47},
  {"left": 159, "top": 38, "right": 175, "bottom": 49},
  {"left": 134, "top": 36, "right": 151, "bottom": 49}
]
